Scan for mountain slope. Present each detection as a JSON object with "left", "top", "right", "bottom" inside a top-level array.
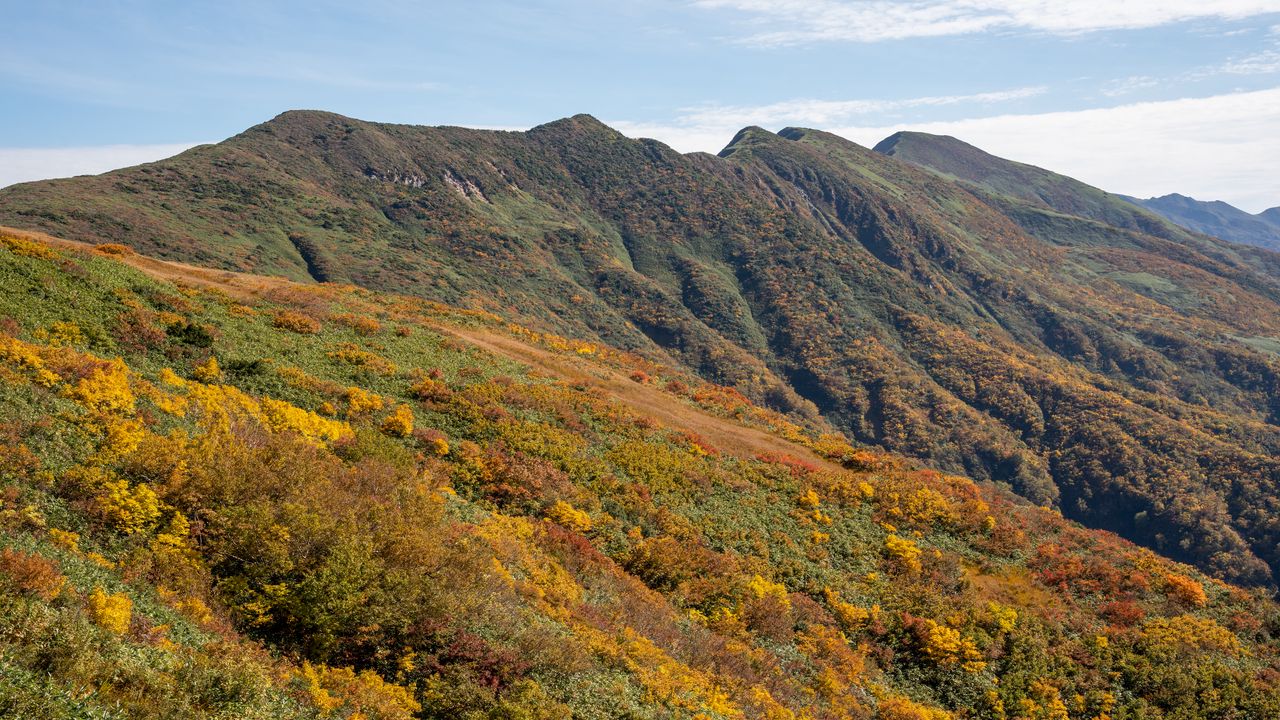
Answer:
[
  {"left": 1121, "top": 193, "right": 1280, "bottom": 251},
  {"left": 5, "top": 229, "right": 1280, "bottom": 719},
  {"left": 8, "top": 113, "right": 1280, "bottom": 589}
]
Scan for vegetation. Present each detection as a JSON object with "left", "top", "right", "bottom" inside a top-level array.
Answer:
[
  {"left": 4, "top": 233, "right": 1280, "bottom": 718},
  {"left": 7, "top": 113, "right": 1280, "bottom": 591}
]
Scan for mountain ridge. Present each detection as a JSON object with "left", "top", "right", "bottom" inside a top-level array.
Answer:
[
  {"left": 1122, "top": 192, "right": 1280, "bottom": 251},
  {"left": 7, "top": 111, "right": 1280, "bottom": 588}
]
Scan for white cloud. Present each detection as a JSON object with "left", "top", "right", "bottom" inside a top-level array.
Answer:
[
  {"left": 0, "top": 144, "right": 204, "bottom": 189},
  {"left": 613, "top": 87, "right": 1280, "bottom": 213},
  {"left": 830, "top": 88, "right": 1280, "bottom": 213},
  {"left": 609, "top": 86, "right": 1042, "bottom": 151},
  {"left": 695, "top": 0, "right": 1280, "bottom": 45}
]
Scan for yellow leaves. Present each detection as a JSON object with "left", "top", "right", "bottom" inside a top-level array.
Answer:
[
  {"left": 379, "top": 404, "right": 414, "bottom": 438},
  {"left": 86, "top": 586, "right": 132, "bottom": 635},
  {"left": 192, "top": 356, "right": 222, "bottom": 383},
  {"left": 1139, "top": 614, "right": 1243, "bottom": 658},
  {"left": 546, "top": 500, "right": 592, "bottom": 533},
  {"left": 878, "top": 695, "right": 954, "bottom": 720},
  {"left": 745, "top": 574, "right": 791, "bottom": 612},
  {"left": 823, "top": 588, "right": 876, "bottom": 631},
  {"left": 96, "top": 478, "right": 161, "bottom": 535},
  {"left": 797, "top": 488, "right": 821, "bottom": 508},
  {"left": 35, "top": 321, "right": 84, "bottom": 348},
  {"left": 262, "top": 397, "right": 353, "bottom": 444},
  {"left": 1017, "top": 680, "right": 1070, "bottom": 720},
  {"left": 48, "top": 528, "right": 81, "bottom": 552},
  {"left": 610, "top": 627, "right": 743, "bottom": 718},
  {"left": 408, "top": 376, "right": 451, "bottom": 402},
  {"left": 986, "top": 602, "right": 1018, "bottom": 633},
  {"left": 0, "top": 335, "right": 61, "bottom": 387},
  {"left": 914, "top": 618, "right": 986, "bottom": 673},
  {"left": 345, "top": 386, "right": 385, "bottom": 416},
  {"left": 0, "top": 232, "right": 60, "bottom": 260},
  {"left": 295, "top": 661, "right": 421, "bottom": 720},
  {"left": 885, "top": 534, "right": 923, "bottom": 573},
  {"left": 68, "top": 358, "right": 136, "bottom": 414}
]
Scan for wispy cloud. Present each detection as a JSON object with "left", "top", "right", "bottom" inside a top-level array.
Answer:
[
  {"left": 611, "top": 86, "right": 1043, "bottom": 152},
  {"left": 0, "top": 144, "right": 205, "bottom": 189},
  {"left": 694, "top": 0, "right": 1280, "bottom": 45},
  {"left": 1100, "top": 75, "right": 1161, "bottom": 98}
]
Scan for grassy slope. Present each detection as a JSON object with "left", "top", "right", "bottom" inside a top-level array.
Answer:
[
  {"left": 7, "top": 114, "right": 1280, "bottom": 591},
  {"left": 5, "top": 230, "right": 1280, "bottom": 719}
]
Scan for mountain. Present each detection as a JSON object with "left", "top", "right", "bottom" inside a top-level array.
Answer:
[
  {"left": 5, "top": 227, "right": 1280, "bottom": 719},
  {"left": 1120, "top": 193, "right": 1280, "bottom": 251},
  {"left": 8, "top": 112, "right": 1280, "bottom": 591}
]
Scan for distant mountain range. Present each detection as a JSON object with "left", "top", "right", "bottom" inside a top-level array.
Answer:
[
  {"left": 1120, "top": 192, "right": 1280, "bottom": 251},
  {"left": 7, "top": 112, "right": 1280, "bottom": 589}
]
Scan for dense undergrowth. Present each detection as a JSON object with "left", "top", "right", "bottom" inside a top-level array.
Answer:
[{"left": 4, "top": 234, "right": 1280, "bottom": 718}]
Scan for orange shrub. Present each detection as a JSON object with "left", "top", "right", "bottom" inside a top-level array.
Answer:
[
  {"left": 273, "top": 310, "right": 321, "bottom": 334},
  {"left": 0, "top": 548, "right": 65, "bottom": 600}
]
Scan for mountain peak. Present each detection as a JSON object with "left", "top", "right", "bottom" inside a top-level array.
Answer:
[{"left": 717, "top": 125, "right": 777, "bottom": 157}]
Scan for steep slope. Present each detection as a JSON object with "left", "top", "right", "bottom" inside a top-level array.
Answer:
[
  {"left": 1121, "top": 193, "right": 1280, "bottom": 251},
  {"left": 8, "top": 113, "right": 1280, "bottom": 590},
  {"left": 6, "top": 230, "right": 1280, "bottom": 719}
]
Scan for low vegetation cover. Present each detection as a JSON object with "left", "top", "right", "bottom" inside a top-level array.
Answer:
[{"left": 4, "top": 234, "right": 1280, "bottom": 718}]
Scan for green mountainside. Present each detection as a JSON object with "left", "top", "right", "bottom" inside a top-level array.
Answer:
[
  {"left": 7, "top": 112, "right": 1280, "bottom": 593},
  {"left": 4, "top": 230, "right": 1280, "bottom": 719}
]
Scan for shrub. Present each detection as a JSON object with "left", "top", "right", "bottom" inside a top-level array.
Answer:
[
  {"left": 0, "top": 548, "right": 65, "bottom": 600},
  {"left": 87, "top": 586, "right": 133, "bottom": 635},
  {"left": 193, "top": 356, "right": 222, "bottom": 383},
  {"left": 380, "top": 404, "right": 415, "bottom": 437},
  {"left": 545, "top": 501, "right": 591, "bottom": 533},
  {"left": 273, "top": 310, "right": 321, "bottom": 334}
]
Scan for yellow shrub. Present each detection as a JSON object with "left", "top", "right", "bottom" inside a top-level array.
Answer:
[
  {"left": 295, "top": 661, "right": 421, "bottom": 719},
  {"left": 96, "top": 479, "right": 161, "bottom": 534},
  {"left": 261, "top": 397, "right": 352, "bottom": 444},
  {"left": 380, "top": 404, "right": 415, "bottom": 437},
  {"left": 38, "top": 321, "right": 85, "bottom": 347},
  {"left": 0, "top": 336, "right": 61, "bottom": 387},
  {"left": 885, "top": 534, "right": 923, "bottom": 573},
  {"left": 69, "top": 359, "right": 136, "bottom": 414},
  {"left": 546, "top": 500, "right": 592, "bottom": 533},
  {"left": 746, "top": 574, "right": 791, "bottom": 611},
  {"left": 345, "top": 387, "right": 385, "bottom": 415},
  {"left": 0, "top": 233, "right": 60, "bottom": 260},
  {"left": 823, "top": 588, "right": 873, "bottom": 630},
  {"left": 49, "top": 528, "right": 81, "bottom": 553},
  {"left": 879, "top": 696, "right": 953, "bottom": 720},
  {"left": 916, "top": 618, "right": 986, "bottom": 673},
  {"left": 87, "top": 586, "right": 132, "bottom": 635},
  {"left": 192, "top": 356, "right": 222, "bottom": 383}
]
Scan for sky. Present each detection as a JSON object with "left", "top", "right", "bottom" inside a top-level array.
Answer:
[{"left": 3, "top": 1, "right": 1280, "bottom": 211}]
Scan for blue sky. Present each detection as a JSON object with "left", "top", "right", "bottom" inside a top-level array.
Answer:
[{"left": 3, "top": 1, "right": 1280, "bottom": 210}]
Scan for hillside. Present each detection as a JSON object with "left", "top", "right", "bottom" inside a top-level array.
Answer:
[
  {"left": 8, "top": 113, "right": 1280, "bottom": 592},
  {"left": 1120, "top": 193, "right": 1280, "bottom": 252},
  {"left": 6, "top": 228, "right": 1280, "bottom": 719}
]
